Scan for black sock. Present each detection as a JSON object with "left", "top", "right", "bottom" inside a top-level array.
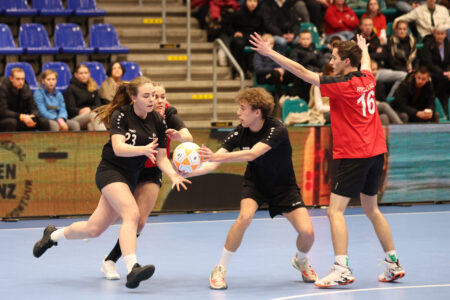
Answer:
[{"left": 105, "top": 234, "right": 140, "bottom": 263}]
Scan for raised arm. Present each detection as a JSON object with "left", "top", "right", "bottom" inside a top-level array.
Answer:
[
  {"left": 249, "top": 32, "right": 320, "bottom": 87},
  {"left": 357, "top": 34, "right": 371, "bottom": 72}
]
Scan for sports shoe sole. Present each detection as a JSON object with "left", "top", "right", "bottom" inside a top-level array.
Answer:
[
  {"left": 209, "top": 282, "right": 228, "bottom": 290},
  {"left": 314, "top": 278, "right": 355, "bottom": 288},
  {"left": 378, "top": 271, "right": 405, "bottom": 282},
  {"left": 126, "top": 265, "right": 155, "bottom": 289},
  {"left": 291, "top": 258, "right": 317, "bottom": 283}
]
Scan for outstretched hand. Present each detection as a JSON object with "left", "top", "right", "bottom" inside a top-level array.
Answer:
[
  {"left": 249, "top": 32, "right": 273, "bottom": 57},
  {"left": 170, "top": 173, "right": 191, "bottom": 191},
  {"left": 142, "top": 138, "right": 159, "bottom": 163},
  {"left": 356, "top": 34, "right": 369, "bottom": 52},
  {"left": 197, "top": 144, "right": 214, "bottom": 162}
]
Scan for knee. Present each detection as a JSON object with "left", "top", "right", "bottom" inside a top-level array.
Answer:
[
  {"left": 137, "top": 217, "right": 147, "bottom": 233},
  {"left": 326, "top": 207, "right": 342, "bottom": 219},
  {"left": 363, "top": 207, "right": 380, "bottom": 220},
  {"left": 86, "top": 225, "right": 104, "bottom": 238},
  {"left": 301, "top": 226, "right": 315, "bottom": 242},
  {"left": 236, "top": 213, "right": 253, "bottom": 228},
  {"left": 1, "top": 118, "right": 17, "bottom": 131},
  {"left": 122, "top": 207, "right": 140, "bottom": 225}
]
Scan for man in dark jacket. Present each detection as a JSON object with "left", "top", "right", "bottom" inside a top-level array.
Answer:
[
  {"left": 391, "top": 66, "right": 439, "bottom": 123},
  {"left": 0, "top": 68, "right": 50, "bottom": 132},
  {"left": 353, "top": 16, "right": 387, "bottom": 67},
  {"left": 419, "top": 24, "right": 450, "bottom": 117}
]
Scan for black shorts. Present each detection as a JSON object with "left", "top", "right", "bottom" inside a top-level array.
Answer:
[
  {"left": 241, "top": 181, "right": 305, "bottom": 218},
  {"left": 95, "top": 160, "right": 140, "bottom": 193},
  {"left": 137, "top": 167, "right": 162, "bottom": 187},
  {"left": 332, "top": 154, "right": 384, "bottom": 198}
]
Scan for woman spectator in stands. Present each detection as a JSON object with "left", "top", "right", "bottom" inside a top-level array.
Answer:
[
  {"left": 324, "top": 0, "right": 359, "bottom": 42},
  {"left": 386, "top": 20, "right": 417, "bottom": 72},
  {"left": 34, "top": 69, "right": 80, "bottom": 132},
  {"left": 64, "top": 64, "right": 106, "bottom": 131},
  {"left": 224, "top": 0, "right": 264, "bottom": 78},
  {"left": 361, "top": 0, "right": 387, "bottom": 45},
  {"left": 99, "top": 61, "right": 125, "bottom": 104}
]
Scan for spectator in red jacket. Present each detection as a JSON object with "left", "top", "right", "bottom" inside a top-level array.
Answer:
[{"left": 324, "top": 0, "right": 359, "bottom": 43}]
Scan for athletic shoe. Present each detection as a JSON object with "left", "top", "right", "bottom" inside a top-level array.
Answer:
[
  {"left": 101, "top": 256, "right": 120, "bottom": 280},
  {"left": 33, "top": 225, "right": 58, "bottom": 258},
  {"left": 378, "top": 259, "right": 405, "bottom": 282},
  {"left": 314, "top": 263, "right": 355, "bottom": 287},
  {"left": 292, "top": 256, "right": 318, "bottom": 283},
  {"left": 126, "top": 263, "right": 155, "bottom": 289},
  {"left": 209, "top": 264, "right": 227, "bottom": 290}
]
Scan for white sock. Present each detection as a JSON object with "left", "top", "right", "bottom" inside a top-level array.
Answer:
[
  {"left": 335, "top": 255, "right": 349, "bottom": 267},
  {"left": 123, "top": 254, "right": 138, "bottom": 274},
  {"left": 296, "top": 251, "right": 307, "bottom": 260},
  {"left": 218, "top": 248, "right": 234, "bottom": 268},
  {"left": 386, "top": 250, "right": 398, "bottom": 262},
  {"left": 50, "top": 228, "right": 66, "bottom": 242}
]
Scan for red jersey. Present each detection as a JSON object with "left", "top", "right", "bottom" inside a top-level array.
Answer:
[{"left": 320, "top": 70, "right": 387, "bottom": 159}]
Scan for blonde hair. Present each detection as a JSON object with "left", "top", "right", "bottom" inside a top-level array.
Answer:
[
  {"left": 95, "top": 76, "right": 153, "bottom": 126},
  {"left": 41, "top": 69, "right": 58, "bottom": 80},
  {"left": 75, "top": 64, "right": 98, "bottom": 93},
  {"left": 10, "top": 67, "right": 24, "bottom": 78},
  {"left": 235, "top": 87, "right": 274, "bottom": 119}
]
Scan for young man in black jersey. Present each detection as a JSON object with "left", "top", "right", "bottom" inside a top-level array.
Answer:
[{"left": 188, "top": 87, "right": 317, "bottom": 289}]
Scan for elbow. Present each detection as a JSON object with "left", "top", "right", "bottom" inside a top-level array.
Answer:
[{"left": 247, "top": 152, "right": 257, "bottom": 162}]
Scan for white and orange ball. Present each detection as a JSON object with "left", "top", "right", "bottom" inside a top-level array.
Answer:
[{"left": 172, "top": 142, "right": 202, "bottom": 173}]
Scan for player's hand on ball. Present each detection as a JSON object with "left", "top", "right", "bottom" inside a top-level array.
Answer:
[
  {"left": 198, "top": 144, "right": 214, "bottom": 162},
  {"left": 143, "top": 138, "right": 159, "bottom": 163}
]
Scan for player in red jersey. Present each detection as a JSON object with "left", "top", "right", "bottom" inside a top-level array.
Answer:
[{"left": 250, "top": 33, "right": 405, "bottom": 287}]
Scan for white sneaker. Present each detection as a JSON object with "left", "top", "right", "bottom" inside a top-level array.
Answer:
[
  {"left": 101, "top": 256, "right": 120, "bottom": 280},
  {"left": 209, "top": 264, "right": 227, "bottom": 289},
  {"left": 378, "top": 259, "right": 405, "bottom": 282},
  {"left": 292, "top": 256, "right": 318, "bottom": 283},
  {"left": 314, "top": 263, "right": 355, "bottom": 287}
]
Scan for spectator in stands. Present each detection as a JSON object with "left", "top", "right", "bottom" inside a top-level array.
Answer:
[
  {"left": 288, "top": 30, "right": 328, "bottom": 100},
  {"left": 308, "top": 64, "right": 333, "bottom": 124},
  {"left": 353, "top": 16, "right": 387, "bottom": 66},
  {"left": 346, "top": 0, "right": 366, "bottom": 10},
  {"left": 302, "top": 0, "right": 332, "bottom": 33},
  {"left": 370, "top": 59, "right": 406, "bottom": 98},
  {"left": 419, "top": 24, "right": 450, "bottom": 117},
  {"left": 261, "top": 0, "right": 302, "bottom": 54},
  {"left": 393, "top": 0, "right": 450, "bottom": 40},
  {"left": 370, "top": 60, "right": 404, "bottom": 124},
  {"left": 64, "top": 64, "right": 106, "bottom": 131},
  {"left": 362, "top": 0, "right": 387, "bottom": 45},
  {"left": 99, "top": 61, "right": 125, "bottom": 104},
  {"left": 224, "top": 0, "right": 264, "bottom": 78},
  {"left": 253, "top": 33, "right": 288, "bottom": 118},
  {"left": 391, "top": 66, "right": 439, "bottom": 123},
  {"left": 0, "top": 68, "right": 50, "bottom": 132},
  {"left": 395, "top": 0, "right": 421, "bottom": 14},
  {"left": 34, "top": 70, "right": 80, "bottom": 132},
  {"left": 324, "top": 0, "right": 359, "bottom": 42},
  {"left": 387, "top": 20, "right": 417, "bottom": 72}
]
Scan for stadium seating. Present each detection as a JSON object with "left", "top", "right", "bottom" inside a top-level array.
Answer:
[
  {"left": 5, "top": 62, "right": 39, "bottom": 90},
  {"left": 0, "top": 23, "right": 23, "bottom": 55},
  {"left": 89, "top": 24, "right": 129, "bottom": 54},
  {"left": 120, "top": 61, "right": 143, "bottom": 81},
  {"left": 67, "top": 0, "right": 105, "bottom": 17},
  {"left": 253, "top": 72, "right": 291, "bottom": 93},
  {"left": 42, "top": 61, "right": 72, "bottom": 91},
  {"left": 435, "top": 98, "right": 448, "bottom": 122},
  {"left": 81, "top": 61, "right": 106, "bottom": 86},
  {"left": 282, "top": 98, "right": 308, "bottom": 123},
  {"left": 33, "top": 0, "right": 72, "bottom": 16},
  {"left": 54, "top": 23, "right": 94, "bottom": 54},
  {"left": 19, "top": 23, "right": 59, "bottom": 54},
  {"left": 1, "top": 0, "right": 38, "bottom": 16}
]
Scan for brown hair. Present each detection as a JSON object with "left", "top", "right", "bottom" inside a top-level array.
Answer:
[
  {"left": 365, "top": 0, "right": 380, "bottom": 16},
  {"left": 235, "top": 87, "right": 274, "bottom": 119},
  {"left": 10, "top": 67, "right": 25, "bottom": 78},
  {"left": 395, "top": 20, "right": 408, "bottom": 30},
  {"left": 41, "top": 69, "right": 58, "bottom": 80},
  {"left": 322, "top": 64, "right": 334, "bottom": 76},
  {"left": 95, "top": 76, "right": 153, "bottom": 126},
  {"left": 334, "top": 40, "right": 362, "bottom": 67},
  {"left": 74, "top": 64, "right": 98, "bottom": 93},
  {"left": 359, "top": 15, "right": 373, "bottom": 26}
]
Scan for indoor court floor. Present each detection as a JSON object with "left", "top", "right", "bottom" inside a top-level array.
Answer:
[{"left": 1, "top": 204, "right": 449, "bottom": 300}]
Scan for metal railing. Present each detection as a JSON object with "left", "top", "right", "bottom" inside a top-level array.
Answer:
[{"left": 212, "top": 38, "right": 245, "bottom": 121}]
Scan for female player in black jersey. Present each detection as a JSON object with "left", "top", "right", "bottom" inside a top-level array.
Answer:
[
  {"left": 100, "top": 82, "right": 194, "bottom": 280},
  {"left": 32, "top": 77, "right": 190, "bottom": 289}
]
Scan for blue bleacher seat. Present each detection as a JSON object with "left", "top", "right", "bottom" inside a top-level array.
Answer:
[
  {"left": 67, "top": 0, "right": 105, "bottom": 16},
  {"left": 120, "top": 61, "right": 143, "bottom": 81},
  {"left": 282, "top": 98, "right": 309, "bottom": 123},
  {"left": 33, "top": 0, "right": 72, "bottom": 16},
  {"left": 54, "top": 23, "right": 94, "bottom": 54},
  {"left": 5, "top": 62, "right": 39, "bottom": 90},
  {"left": 42, "top": 62, "right": 72, "bottom": 92},
  {"left": 1, "top": 0, "right": 38, "bottom": 16},
  {"left": 81, "top": 61, "right": 106, "bottom": 86},
  {"left": 299, "top": 22, "right": 324, "bottom": 51},
  {"left": 19, "top": 23, "right": 59, "bottom": 54},
  {"left": 89, "top": 24, "right": 129, "bottom": 54},
  {"left": 435, "top": 97, "right": 448, "bottom": 122},
  {"left": 0, "top": 23, "right": 23, "bottom": 55}
]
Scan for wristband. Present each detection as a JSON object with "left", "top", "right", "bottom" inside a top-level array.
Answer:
[{"left": 19, "top": 114, "right": 26, "bottom": 121}]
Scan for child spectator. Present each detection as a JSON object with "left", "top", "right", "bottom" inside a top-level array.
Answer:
[{"left": 361, "top": 0, "right": 387, "bottom": 45}]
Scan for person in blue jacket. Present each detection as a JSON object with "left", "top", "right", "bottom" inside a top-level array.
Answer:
[{"left": 34, "top": 69, "right": 80, "bottom": 131}]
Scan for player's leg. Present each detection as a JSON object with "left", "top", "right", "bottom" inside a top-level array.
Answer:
[
  {"left": 284, "top": 207, "right": 318, "bottom": 282},
  {"left": 209, "top": 198, "right": 259, "bottom": 290},
  {"left": 101, "top": 181, "right": 159, "bottom": 280}
]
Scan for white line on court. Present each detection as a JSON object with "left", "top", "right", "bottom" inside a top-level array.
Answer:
[
  {"left": 1, "top": 210, "right": 449, "bottom": 231},
  {"left": 269, "top": 283, "right": 450, "bottom": 300}
]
